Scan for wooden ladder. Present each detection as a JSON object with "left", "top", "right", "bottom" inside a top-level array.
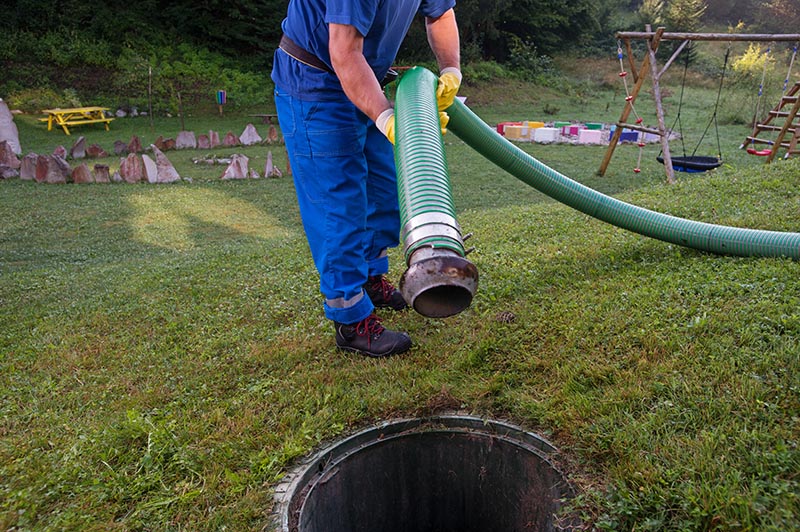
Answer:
[{"left": 741, "top": 81, "right": 800, "bottom": 161}]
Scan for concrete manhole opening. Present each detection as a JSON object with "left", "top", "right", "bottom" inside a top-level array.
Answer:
[{"left": 274, "top": 416, "right": 575, "bottom": 532}]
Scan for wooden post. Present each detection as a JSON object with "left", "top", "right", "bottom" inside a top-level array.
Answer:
[
  {"left": 624, "top": 38, "right": 639, "bottom": 82},
  {"left": 148, "top": 65, "right": 154, "bottom": 130},
  {"left": 177, "top": 91, "right": 185, "bottom": 132},
  {"left": 659, "top": 40, "right": 690, "bottom": 80},
  {"left": 616, "top": 31, "right": 800, "bottom": 42},
  {"left": 788, "top": 126, "right": 800, "bottom": 159},
  {"left": 647, "top": 27, "right": 676, "bottom": 184}
]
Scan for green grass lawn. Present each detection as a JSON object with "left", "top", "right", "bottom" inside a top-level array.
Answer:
[{"left": 2, "top": 74, "right": 799, "bottom": 530}]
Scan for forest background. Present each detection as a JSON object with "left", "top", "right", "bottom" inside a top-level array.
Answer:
[{"left": 3, "top": 0, "right": 799, "bottom": 116}]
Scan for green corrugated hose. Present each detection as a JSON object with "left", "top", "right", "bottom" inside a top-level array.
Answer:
[
  {"left": 394, "top": 67, "right": 465, "bottom": 260},
  {"left": 445, "top": 97, "right": 800, "bottom": 258},
  {"left": 393, "top": 67, "right": 478, "bottom": 319}
]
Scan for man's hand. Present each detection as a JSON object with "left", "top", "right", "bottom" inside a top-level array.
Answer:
[
  {"left": 376, "top": 108, "right": 395, "bottom": 144},
  {"left": 436, "top": 67, "right": 461, "bottom": 111}
]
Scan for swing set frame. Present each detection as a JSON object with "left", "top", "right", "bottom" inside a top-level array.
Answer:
[{"left": 599, "top": 25, "right": 800, "bottom": 184}]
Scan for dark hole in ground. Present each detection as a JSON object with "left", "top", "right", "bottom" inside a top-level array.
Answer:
[{"left": 274, "top": 416, "right": 576, "bottom": 532}]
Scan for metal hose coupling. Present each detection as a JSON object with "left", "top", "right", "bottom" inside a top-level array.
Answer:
[{"left": 394, "top": 67, "right": 478, "bottom": 318}]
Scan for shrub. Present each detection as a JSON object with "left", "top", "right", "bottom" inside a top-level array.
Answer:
[
  {"left": 507, "top": 36, "right": 554, "bottom": 79},
  {"left": 462, "top": 61, "right": 511, "bottom": 83},
  {"left": 5, "top": 87, "right": 82, "bottom": 113},
  {"left": 732, "top": 43, "right": 776, "bottom": 81},
  {"left": 112, "top": 44, "right": 272, "bottom": 115}
]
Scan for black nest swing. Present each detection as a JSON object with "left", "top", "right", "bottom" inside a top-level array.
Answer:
[
  {"left": 656, "top": 155, "right": 722, "bottom": 173},
  {"left": 658, "top": 46, "right": 727, "bottom": 174}
]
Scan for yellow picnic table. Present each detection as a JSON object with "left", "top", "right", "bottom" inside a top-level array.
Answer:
[{"left": 40, "top": 106, "right": 114, "bottom": 135}]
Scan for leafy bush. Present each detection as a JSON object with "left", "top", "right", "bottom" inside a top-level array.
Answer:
[
  {"left": 507, "top": 36, "right": 554, "bottom": 80},
  {"left": 4, "top": 88, "right": 82, "bottom": 113},
  {"left": 461, "top": 61, "right": 512, "bottom": 83},
  {"left": 732, "top": 43, "right": 777, "bottom": 81},
  {"left": 722, "top": 43, "right": 787, "bottom": 126},
  {"left": 112, "top": 44, "right": 272, "bottom": 115},
  {"left": 0, "top": 29, "right": 113, "bottom": 68},
  {"left": 218, "top": 68, "right": 270, "bottom": 108}
]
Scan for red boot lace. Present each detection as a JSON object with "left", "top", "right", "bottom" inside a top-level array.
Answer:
[
  {"left": 369, "top": 276, "right": 396, "bottom": 303},
  {"left": 355, "top": 314, "right": 385, "bottom": 346}
]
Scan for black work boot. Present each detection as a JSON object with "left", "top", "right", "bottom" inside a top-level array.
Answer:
[
  {"left": 335, "top": 314, "right": 412, "bottom": 357},
  {"left": 364, "top": 275, "right": 407, "bottom": 310}
]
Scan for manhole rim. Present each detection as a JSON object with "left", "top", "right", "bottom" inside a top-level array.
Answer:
[{"left": 271, "top": 414, "right": 569, "bottom": 532}]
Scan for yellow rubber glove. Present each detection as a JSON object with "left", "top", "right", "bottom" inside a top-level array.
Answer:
[
  {"left": 436, "top": 67, "right": 462, "bottom": 111},
  {"left": 376, "top": 108, "right": 395, "bottom": 145},
  {"left": 377, "top": 109, "right": 448, "bottom": 143},
  {"left": 439, "top": 111, "right": 450, "bottom": 135}
]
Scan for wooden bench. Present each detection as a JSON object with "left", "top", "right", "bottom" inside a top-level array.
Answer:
[
  {"left": 41, "top": 107, "right": 114, "bottom": 135},
  {"left": 250, "top": 113, "right": 278, "bottom": 124}
]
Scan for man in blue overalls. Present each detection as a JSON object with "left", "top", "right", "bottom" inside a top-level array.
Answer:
[{"left": 272, "top": 1, "right": 461, "bottom": 357}]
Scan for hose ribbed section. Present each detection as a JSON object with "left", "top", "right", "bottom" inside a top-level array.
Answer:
[
  {"left": 395, "top": 67, "right": 465, "bottom": 261},
  {"left": 446, "top": 98, "right": 800, "bottom": 259},
  {"left": 394, "top": 67, "right": 478, "bottom": 319}
]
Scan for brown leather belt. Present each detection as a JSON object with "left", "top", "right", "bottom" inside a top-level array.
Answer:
[
  {"left": 279, "top": 35, "right": 334, "bottom": 74},
  {"left": 279, "top": 34, "right": 399, "bottom": 88}
]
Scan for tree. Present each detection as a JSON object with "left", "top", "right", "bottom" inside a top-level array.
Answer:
[
  {"left": 664, "top": 0, "right": 708, "bottom": 32},
  {"left": 756, "top": 0, "right": 800, "bottom": 34},
  {"left": 454, "top": 0, "right": 599, "bottom": 61},
  {"left": 703, "top": 0, "right": 758, "bottom": 25},
  {"left": 637, "top": 0, "right": 666, "bottom": 27}
]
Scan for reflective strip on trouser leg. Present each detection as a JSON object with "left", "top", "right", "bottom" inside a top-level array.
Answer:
[{"left": 275, "top": 88, "right": 400, "bottom": 324}]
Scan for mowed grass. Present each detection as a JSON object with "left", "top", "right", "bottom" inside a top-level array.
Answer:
[{"left": 1, "top": 73, "right": 799, "bottom": 530}]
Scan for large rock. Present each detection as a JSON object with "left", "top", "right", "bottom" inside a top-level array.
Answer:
[
  {"left": 113, "top": 140, "right": 128, "bottom": 155},
  {"left": 0, "top": 140, "right": 21, "bottom": 171},
  {"left": 127, "top": 135, "right": 143, "bottom": 154},
  {"left": 222, "top": 131, "right": 239, "bottom": 147},
  {"left": 264, "top": 150, "right": 282, "bottom": 178},
  {"left": 53, "top": 145, "right": 67, "bottom": 159},
  {"left": 19, "top": 153, "right": 38, "bottom": 180},
  {"left": 0, "top": 142, "right": 19, "bottom": 178},
  {"left": 209, "top": 130, "right": 220, "bottom": 148},
  {"left": 142, "top": 154, "right": 158, "bottom": 183},
  {"left": 93, "top": 164, "right": 111, "bottom": 183},
  {"left": 0, "top": 166, "right": 18, "bottom": 179},
  {"left": 86, "top": 144, "right": 109, "bottom": 158},
  {"left": 239, "top": 123, "right": 262, "bottom": 146},
  {"left": 34, "top": 155, "right": 49, "bottom": 183},
  {"left": 221, "top": 154, "right": 249, "bottom": 179},
  {"left": 197, "top": 134, "right": 211, "bottom": 149},
  {"left": 0, "top": 99, "right": 21, "bottom": 155},
  {"left": 176, "top": 131, "right": 197, "bottom": 149},
  {"left": 71, "top": 163, "right": 94, "bottom": 184},
  {"left": 267, "top": 125, "right": 279, "bottom": 144},
  {"left": 70, "top": 136, "right": 87, "bottom": 159},
  {"left": 119, "top": 153, "right": 144, "bottom": 183},
  {"left": 38, "top": 155, "right": 69, "bottom": 184},
  {"left": 151, "top": 145, "right": 181, "bottom": 183}
]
